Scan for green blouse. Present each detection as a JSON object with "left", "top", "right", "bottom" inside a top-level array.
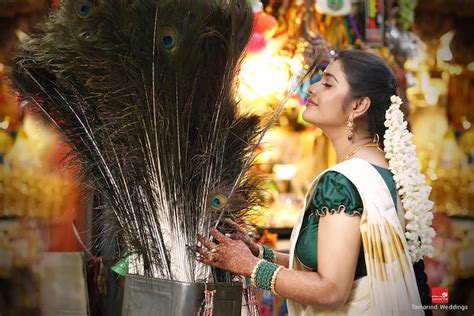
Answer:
[{"left": 295, "top": 165, "right": 397, "bottom": 280}]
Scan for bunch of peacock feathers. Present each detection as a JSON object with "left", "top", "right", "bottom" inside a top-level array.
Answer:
[{"left": 11, "top": 0, "right": 322, "bottom": 282}]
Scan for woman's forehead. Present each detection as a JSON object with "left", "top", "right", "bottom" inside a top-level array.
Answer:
[
  {"left": 323, "top": 60, "right": 344, "bottom": 81},
  {"left": 324, "top": 60, "right": 342, "bottom": 74}
]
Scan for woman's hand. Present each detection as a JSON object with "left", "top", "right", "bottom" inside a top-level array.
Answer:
[
  {"left": 196, "top": 228, "right": 259, "bottom": 277},
  {"left": 222, "top": 218, "right": 261, "bottom": 257}
]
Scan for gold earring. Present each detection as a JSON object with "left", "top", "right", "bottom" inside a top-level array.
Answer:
[
  {"left": 373, "top": 133, "right": 380, "bottom": 145},
  {"left": 347, "top": 113, "right": 354, "bottom": 140}
]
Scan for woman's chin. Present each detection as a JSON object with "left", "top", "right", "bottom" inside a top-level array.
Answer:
[{"left": 302, "top": 110, "right": 318, "bottom": 125}]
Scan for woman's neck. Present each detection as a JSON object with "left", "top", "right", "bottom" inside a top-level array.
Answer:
[{"left": 328, "top": 132, "right": 373, "bottom": 162}]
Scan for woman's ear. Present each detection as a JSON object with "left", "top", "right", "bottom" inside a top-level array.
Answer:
[{"left": 352, "top": 97, "right": 371, "bottom": 119}]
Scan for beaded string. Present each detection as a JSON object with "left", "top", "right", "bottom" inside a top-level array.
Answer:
[
  {"left": 202, "top": 289, "right": 216, "bottom": 316},
  {"left": 244, "top": 286, "right": 260, "bottom": 316}
]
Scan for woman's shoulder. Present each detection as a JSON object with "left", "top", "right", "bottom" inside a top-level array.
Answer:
[
  {"left": 318, "top": 170, "right": 353, "bottom": 186},
  {"left": 312, "top": 171, "right": 363, "bottom": 217},
  {"left": 329, "top": 158, "right": 389, "bottom": 184}
]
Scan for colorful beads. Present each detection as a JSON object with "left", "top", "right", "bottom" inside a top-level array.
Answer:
[
  {"left": 262, "top": 245, "right": 275, "bottom": 263},
  {"left": 252, "top": 260, "right": 281, "bottom": 292}
]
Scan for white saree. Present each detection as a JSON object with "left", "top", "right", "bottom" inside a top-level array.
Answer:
[{"left": 287, "top": 158, "right": 423, "bottom": 315}]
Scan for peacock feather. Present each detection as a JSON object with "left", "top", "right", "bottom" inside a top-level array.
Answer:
[{"left": 10, "top": 0, "right": 323, "bottom": 282}]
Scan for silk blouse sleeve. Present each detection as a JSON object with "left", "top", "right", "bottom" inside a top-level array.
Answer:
[{"left": 310, "top": 171, "right": 363, "bottom": 217}]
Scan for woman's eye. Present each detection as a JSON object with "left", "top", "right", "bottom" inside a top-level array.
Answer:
[{"left": 322, "top": 82, "right": 332, "bottom": 88}]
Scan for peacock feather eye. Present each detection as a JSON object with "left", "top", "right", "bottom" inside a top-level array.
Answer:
[
  {"left": 209, "top": 193, "right": 228, "bottom": 210},
  {"left": 76, "top": 2, "right": 95, "bottom": 18},
  {"left": 161, "top": 36, "right": 175, "bottom": 49},
  {"left": 79, "top": 30, "right": 93, "bottom": 40},
  {"left": 160, "top": 28, "right": 177, "bottom": 52}
]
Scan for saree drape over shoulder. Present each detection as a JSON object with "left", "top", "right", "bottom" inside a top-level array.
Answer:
[{"left": 287, "top": 159, "right": 423, "bottom": 315}]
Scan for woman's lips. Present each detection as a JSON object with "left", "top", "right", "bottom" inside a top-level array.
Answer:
[{"left": 306, "top": 99, "right": 318, "bottom": 107}]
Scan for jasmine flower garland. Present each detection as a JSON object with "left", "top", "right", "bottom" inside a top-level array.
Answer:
[{"left": 384, "top": 95, "right": 436, "bottom": 262}]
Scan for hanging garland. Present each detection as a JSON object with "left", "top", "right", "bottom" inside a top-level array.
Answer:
[{"left": 398, "top": 0, "right": 418, "bottom": 30}]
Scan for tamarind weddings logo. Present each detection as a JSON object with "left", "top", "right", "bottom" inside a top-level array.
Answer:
[{"left": 432, "top": 287, "right": 449, "bottom": 304}]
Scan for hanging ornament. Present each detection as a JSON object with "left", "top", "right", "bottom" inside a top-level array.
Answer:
[
  {"left": 365, "top": 0, "right": 384, "bottom": 47},
  {"left": 398, "top": 0, "right": 418, "bottom": 30},
  {"left": 386, "top": 22, "right": 423, "bottom": 64},
  {"left": 248, "top": 33, "right": 267, "bottom": 53},
  {"left": 254, "top": 11, "right": 278, "bottom": 38},
  {"left": 249, "top": 0, "right": 263, "bottom": 13},
  {"left": 316, "top": 0, "right": 352, "bottom": 16}
]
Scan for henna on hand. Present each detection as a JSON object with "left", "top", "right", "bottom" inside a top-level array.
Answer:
[
  {"left": 223, "top": 218, "right": 260, "bottom": 257},
  {"left": 196, "top": 228, "right": 259, "bottom": 276}
]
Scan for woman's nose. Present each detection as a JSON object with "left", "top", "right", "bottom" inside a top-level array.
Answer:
[{"left": 307, "top": 82, "right": 318, "bottom": 96}]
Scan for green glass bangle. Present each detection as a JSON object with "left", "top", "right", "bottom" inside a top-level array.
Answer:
[
  {"left": 254, "top": 260, "right": 278, "bottom": 291},
  {"left": 250, "top": 259, "right": 264, "bottom": 287},
  {"left": 262, "top": 245, "right": 275, "bottom": 263}
]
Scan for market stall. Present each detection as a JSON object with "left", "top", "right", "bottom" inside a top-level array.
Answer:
[
  {"left": 236, "top": 0, "right": 473, "bottom": 314},
  {"left": 0, "top": 0, "right": 472, "bottom": 315},
  {"left": 0, "top": 1, "right": 88, "bottom": 315}
]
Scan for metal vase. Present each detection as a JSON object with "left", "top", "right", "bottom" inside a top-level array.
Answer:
[{"left": 122, "top": 274, "right": 243, "bottom": 316}]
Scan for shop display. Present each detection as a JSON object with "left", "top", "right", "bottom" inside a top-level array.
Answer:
[
  {"left": 0, "top": 75, "right": 84, "bottom": 230},
  {"left": 1, "top": 3, "right": 87, "bottom": 314}
]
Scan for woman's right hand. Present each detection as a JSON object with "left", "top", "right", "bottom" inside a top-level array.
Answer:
[{"left": 223, "top": 218, "right": 261, "bottom": 257}]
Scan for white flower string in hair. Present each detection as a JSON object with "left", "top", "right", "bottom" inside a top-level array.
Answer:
[{"left": 384, "top": 95, "right": 436, "bottom": 262}]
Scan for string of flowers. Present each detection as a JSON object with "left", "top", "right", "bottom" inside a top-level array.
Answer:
[{"left": 383, "top": 95, "right": 436, "bottom": 262}]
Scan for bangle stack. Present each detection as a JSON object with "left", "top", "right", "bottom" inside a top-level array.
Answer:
[
  {"left": 250, "top": 259, "right": 283, "bottom": 295},
  {"left": 270, "top": 266, "right": 283, "bottom": 295},
  {"left": 250, "top": 259, "right": 264, "bottom": 287},
  {"left": 262, "top": 245, "right": 275, "bottom": 263}
]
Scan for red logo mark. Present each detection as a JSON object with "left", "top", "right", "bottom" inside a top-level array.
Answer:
[{"left": 432, "top": 287, "right": 449, "bottom": 304}]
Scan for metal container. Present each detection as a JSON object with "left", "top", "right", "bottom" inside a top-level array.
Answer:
[{"left": 122, "top": 274, "right": 243, "bottom": 316}]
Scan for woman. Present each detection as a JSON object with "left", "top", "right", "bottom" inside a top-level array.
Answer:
[{"left": 197, "top": 50, "right": 434, "bottom": 315}]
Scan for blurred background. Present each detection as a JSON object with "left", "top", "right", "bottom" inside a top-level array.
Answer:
[{"left": 0, "top": 0, "right": 473, "bottom": 315}]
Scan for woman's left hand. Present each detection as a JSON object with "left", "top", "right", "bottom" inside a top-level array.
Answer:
[{"left": 196, "top": 228, "right": 259, "bottom": 277}]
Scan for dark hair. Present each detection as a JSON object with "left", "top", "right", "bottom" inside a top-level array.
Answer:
[{"left": 334, "top": 50, "right": 397, "bottom": 149}]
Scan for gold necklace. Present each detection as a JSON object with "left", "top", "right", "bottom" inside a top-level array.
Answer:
[{"left": 340, "top": 142, "right": 382, "bottom": 162}]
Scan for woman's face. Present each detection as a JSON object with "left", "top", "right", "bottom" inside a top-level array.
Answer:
[{"left": 303, "top": 60, "right": 352, "bottom": 129}]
